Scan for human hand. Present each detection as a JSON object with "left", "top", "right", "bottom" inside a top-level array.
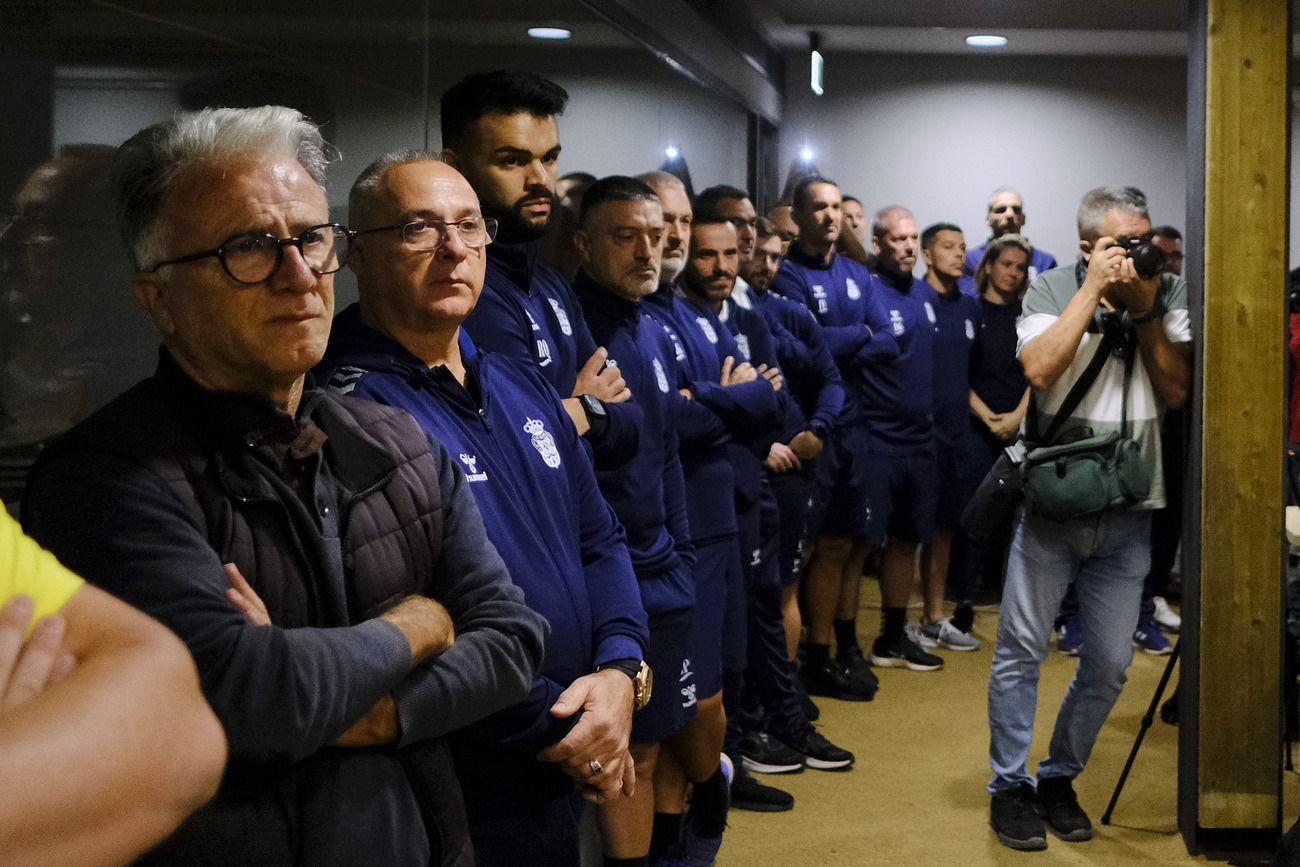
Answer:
[
  {"left": 0, "top": 595, "right": 76, "bottom": 712},
  {"left": 1083, "top": 236, "right": 1129, "bottom": 299},
  {"left": 764, "top": 442, "right": 801, "bottom": 473},
  {"left": 720, "top": 356, "right": 757, "bottom": 386},
  {"left": 574, "top": 348, "right": 631, "bottom": 403},
  {"left": 1110, "top": 257, "right": 1160, "bottom": 317},
  {"left": 380, "top": 595, "right": 456, "bottom": 663},
  {"left": 989, "top": 414, "right": 1020, "bottom": 441},
  {"left": 789, "top": 430, "right": 823, "bottom": 460},
  {"left": 333, "top": 695, "right": 399, "bottom": 747},
  {"left": 224, "top": 563, "right": 271, "bottom": 626},
  {"left": 536, "top": 669, "right": 635, "bottom": 803},
  {"left": 757, "top": 363, "right": 784, "bottom": 392}
]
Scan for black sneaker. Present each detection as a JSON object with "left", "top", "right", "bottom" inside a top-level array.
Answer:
[
  {"left": 1035, "top": 776, "right": 1094, "bottom": 842},
  {"left": 800, "top": 655, "right": 875, "bottom": 701},
  {"left": 741, "top": 732, "right": 805, "bottom": 775},
  {"left": 729, "top": 764, "right": 794, "bottom": 812},
  {"left": 990, "top": 784, "right": 1048, "bottom": 851},
  {"left": 835, "top": 644, "right": 880, "bottom": 698},
  {"left": 869, "top": 632, "right": 943, "bottom": 671},
  {"left": 782, "top": 726, "right": 854, "bottom": 771}
]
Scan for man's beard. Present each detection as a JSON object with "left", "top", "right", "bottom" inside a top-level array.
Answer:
[
  {"left": 659, "top": 251, "right": 686, "bottom": 284},
  {"left": 494, "top": 187, "right": 556, "bottom": 244}
]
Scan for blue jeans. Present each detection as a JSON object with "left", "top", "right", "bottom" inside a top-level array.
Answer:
[{"left": 987, "top": 506, "right": 1152, "bottom": 792}]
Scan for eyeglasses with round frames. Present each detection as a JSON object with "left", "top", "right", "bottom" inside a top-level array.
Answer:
[
  {"left": 351, "top": 217, "right": 499, "bottom": 251},
  {"left": 146, "top": 223, "right": 351, "bottom": 284}
]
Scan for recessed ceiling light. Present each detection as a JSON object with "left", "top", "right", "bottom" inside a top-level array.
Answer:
[
  {"left": 664, "top": 145, "right": 680, "bottom": 159},
  {"left": 800, "top": 146, "right": 815, "bottom": 162},
  {"left": 528, "top": 27, "right": 572, "bottom": 40},
  {"left": 966, "top": 34, "right": 1008, "bottom": 48}
]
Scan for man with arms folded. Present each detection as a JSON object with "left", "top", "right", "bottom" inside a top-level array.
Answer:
[
  {"left": 0, "top": 509, "right": 225, "bottom": 867},
  {"left": 987, "top": 186, "right": 1191, "bottom": 851},
  {"left": 317, "top": 150, "right": 649, "bottom": 865},
  {"left": 441, "top": 71, "right": 640, "bottom": 466},
  {"left": 22, "top": 106, "right": 545, "bottom": 867}
]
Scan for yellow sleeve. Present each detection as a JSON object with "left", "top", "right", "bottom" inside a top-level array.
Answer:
[{"left": 1, "top": 508, "right": 84, "bottom": 628}]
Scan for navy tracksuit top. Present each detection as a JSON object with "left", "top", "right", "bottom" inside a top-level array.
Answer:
[
  {"left": 642, "top": 285, "right": 781, "bottom": 542},
  {"left": 463, "top": 241, "right": 640, "bottom": 468},
  {"left": 930, "top": 283, "right": 983, "bottom": 445},
  {"left": 862, "top": 268, "right": 940, "bottom": 453},
  {"left": 317, "top": 304, "right": 649, "bottom": 751},
  {"left": 573, "top": 272, "right": 699, "bottom": 617},
  {"left": 748, "top": 288, "right": 845, "bottom": 440},
  {"left": 771, "top": 245, "right": 899, "bottom": 427}
]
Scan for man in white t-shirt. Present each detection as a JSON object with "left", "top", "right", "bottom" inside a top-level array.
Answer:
[{"left": 986, "top": 186, "right": 1192, "bottom": 852}]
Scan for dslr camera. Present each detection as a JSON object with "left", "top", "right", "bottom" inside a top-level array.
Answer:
[{"left": 1113, "top": 235, "right": 1167, "bottom": 279}]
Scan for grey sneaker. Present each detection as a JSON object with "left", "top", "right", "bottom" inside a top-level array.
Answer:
[
  {"left": 918, "top": 618, "right": 981, "bottom": 652},
  {"left": 1152, "top": 596, "right": 1181, "bottom": 632}
]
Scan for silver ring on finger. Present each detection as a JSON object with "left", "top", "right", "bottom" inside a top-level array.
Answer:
[{"left": 588, "top": 758, "right": 603, "bottom": 776}]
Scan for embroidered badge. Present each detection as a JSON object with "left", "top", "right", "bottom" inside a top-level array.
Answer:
[
  {"left": 889, "top": 309, "right": 905, "bottom": 336},
  {"left": 458, "top": 453, "right": 488, "bottom": 482},
  {"left": 965, "top": 318, "right": 975, "bottom": 340},
  {"left": 924, "top": 301, "right": 937, "bottom": 324},
  {"left": 812, "top": 284, "right": 829, "bottom": 314},
  {"left": 548, "top": 297, "right": 573, "bottom": 336},
  {"left": 523, "top": 417, "right": 562, "bottom": 468},
  {"left": 846, "top": 277, "right": 862, "bottom": 300},
  {"left": 695, "top": 316, "right": 719, "bottom": 344},
  {"left": 735, "top": 333, "right": 751, "bottom": 360},
  {"left": 652, "top": 357, "right": 671, "bottom": 393}
]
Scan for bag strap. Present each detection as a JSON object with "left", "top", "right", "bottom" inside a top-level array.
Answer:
[
  {"left": 1119, "top": 326, "right": 1136, "bottom": 438},
  {"left": 1027, "top": 317, "right": 1118, "bottom": 445}
]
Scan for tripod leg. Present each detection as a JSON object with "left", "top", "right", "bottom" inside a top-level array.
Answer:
[{"left": 1101, "top": 641, "right": 1181, "bottom": 825}]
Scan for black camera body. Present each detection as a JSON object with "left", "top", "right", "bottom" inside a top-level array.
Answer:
[{"left": 1113, "top": 235, "right": 1167, "bottom": 279}]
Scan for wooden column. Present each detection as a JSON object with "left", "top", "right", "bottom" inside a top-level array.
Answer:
[{"left": 1181, "top": 0, "right": 1289, "bottom": 852}]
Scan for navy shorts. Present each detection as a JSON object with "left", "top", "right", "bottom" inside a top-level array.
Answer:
[
  {"left": 632, "top": 605, "right": 697, "bottom": 744},
  {"left": 769, "top": 468, "right": 815, "bottom": 587},
  {"left": 688, "top": 536, "right": 735, "bottom": 698},
  {"left": 935, "top": 432, "right": 987, "bottom": 531},
  {"left": 812, "top": 423, "right": 875, "bottom": 540},
  {"left": 862, "top": 446, "right": 940, "bottom": 545}
]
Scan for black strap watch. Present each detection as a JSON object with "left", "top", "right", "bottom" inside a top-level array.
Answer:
[
  {"left": 578, "top": 394, "right": 609, "bottom": 439},
  {"left": 596, "top": 658, "right": 653, "bottom": 711}
]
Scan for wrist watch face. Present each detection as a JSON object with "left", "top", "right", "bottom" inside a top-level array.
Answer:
[
  {"left": 581, "top": 394, "right": 607, "bottom": 418},
  {"left": 634, "top": 661, "right": 653, "bottom": 711}
]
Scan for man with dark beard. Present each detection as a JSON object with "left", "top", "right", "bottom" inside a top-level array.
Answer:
[{"left": 441, "top": 71, "right": 638, "bottom": 465}]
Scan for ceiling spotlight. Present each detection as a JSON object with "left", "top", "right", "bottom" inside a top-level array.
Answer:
[
  {"left": 800, "top": 146, "right": 814, "bottom": 162},
  {"left": 664, "top": 145, "right": 680, "bottom": 159},
  {"left": 965, "top": 34, "right": 1008, "bottom": 48},
  {"left": 809, "top": 32, "right": 824, "bottom": 96},
  {"left": 528, "top": 27, "right": 572, "bottom": 40}
]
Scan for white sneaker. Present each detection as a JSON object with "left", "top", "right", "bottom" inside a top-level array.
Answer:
[
  {"left": 918, "top": 618, "right": 981, "bottom": 652},
  {"left": 1152, "top": 596, "right": 1181, "bottom": 632}
]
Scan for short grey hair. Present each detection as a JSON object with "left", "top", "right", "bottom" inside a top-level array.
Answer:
[
  {"left": 871, "top": 205, "right": 913, "bottom": 239},
  {"left": 348, "top": 148, "right": 442, "bottom": 228},
  {"left": 1076, "top": 186, "right": 1149, "bottom": 242},
  {"left": 986, "top": 186, "right": 1022, "bottom": 212},
  {"left": 115, "top": 105, "right": 333, "bottom": 270}
]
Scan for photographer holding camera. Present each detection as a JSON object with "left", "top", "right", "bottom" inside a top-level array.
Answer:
[{"left": 986, "top": 186, "right": 1192, "bottom": 852}]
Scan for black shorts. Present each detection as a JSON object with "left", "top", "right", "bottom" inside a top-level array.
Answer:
[
  {"left": 935, "top": 432, "right": 987, "bottom": 531},
  {"left": 688, "top": 537, "right": 736, "bottom": 697},
  {"left": 812, "top": 423, "right": 875, "bottom": 540}
]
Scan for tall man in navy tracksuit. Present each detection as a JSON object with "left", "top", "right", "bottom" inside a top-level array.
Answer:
[
  {"left": 770, "top": 177, "right": 898, "bottom": 699},
  {"left": 439, "top": 71, "right": 640, "bottom": 467},
  {"left": 964, "top": 186, "right": 1058, "bottom": 282},
  {"left": 570, "top": 176, "right": 729, "bottom": 866},
  {"left": 316, "top": 154, "right": 650, "bottom": 867},
  {"left": 639, "top": 186, "right": 781, "bottom": 855},
  {"left": 859, "top": 205, "right": 944, "bottom": 672},
  {"left": 918, "top": 222, "right": 984, "bottom": 652},
  {"left": 742, "top": 218, "right": 846, "bottom": 713},
  {"left": 685, "top": 212, "right": 857, "bottom": 782}
]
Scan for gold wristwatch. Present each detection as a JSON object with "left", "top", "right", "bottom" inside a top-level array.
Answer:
[{"left": 598, "top": 658, "right": 653, "bottom": 712}]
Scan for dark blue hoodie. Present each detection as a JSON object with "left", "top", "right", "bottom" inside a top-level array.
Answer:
[
  {"left": 463, "top": 241, "right": 640, "bottom": 468},
  {"left": 573, "top": 272, "right": 700, "bottom": 617},
  {"left": 317, "top": 304, "right": 648, "bottom": 752},
  {"left": 748, "top": 287, "right": 845, "bottom": 439},
  {"left": 861, "top": 268, "right": 940, "bottom": 453},
  {"left": 771, "top": 245, "right": 899, "bottom": 426},
  {"left": 642, "top": 286, "right": 781, "bottom": 542}
]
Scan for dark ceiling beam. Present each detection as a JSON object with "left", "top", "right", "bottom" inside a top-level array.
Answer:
[{"left": 573, "top": 0, "right": 783, "bottom": 124}]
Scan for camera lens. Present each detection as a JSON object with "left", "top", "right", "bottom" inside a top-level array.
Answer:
[{"left": 1115, "top": 235, "right": 1167, "bottom": 279}]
